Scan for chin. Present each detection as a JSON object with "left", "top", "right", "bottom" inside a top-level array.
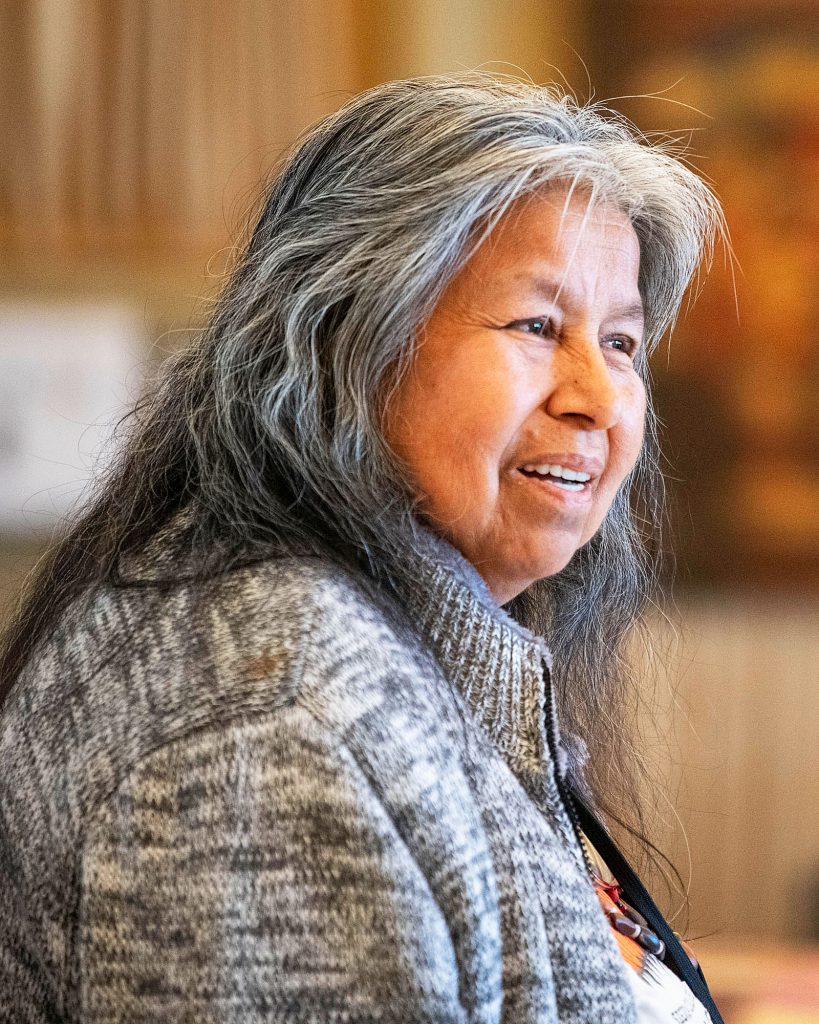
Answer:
[
  {"left": 531, "top": 555, "right": 576, "bottom": 585},
  {"left": 492, "top": 550, "right": 578, "bottom": 605},
  {"left": 529, "top": 539, "right": 581, "bottom": 579}
]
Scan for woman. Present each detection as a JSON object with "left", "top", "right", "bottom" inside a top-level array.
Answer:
[{"left": 0, "top": 75, "right": 725, "bottom": 1022}]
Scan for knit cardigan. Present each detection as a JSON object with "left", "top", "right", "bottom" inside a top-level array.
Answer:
[{"left": 0, "top": 524, "right": 638, "bottom": 1023}]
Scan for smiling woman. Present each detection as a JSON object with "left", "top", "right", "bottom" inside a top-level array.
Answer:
[{"left": 0, "top": 75, "right": 724, "bottom": 1023}]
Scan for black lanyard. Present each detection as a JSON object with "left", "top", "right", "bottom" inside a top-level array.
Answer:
[{"left": 567, "top": 782, "right": 725, "bottom": 1024}]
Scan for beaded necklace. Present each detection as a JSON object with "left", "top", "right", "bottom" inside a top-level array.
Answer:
[{"left": 579, "top": 829, "right": 700, "bottom": 974}]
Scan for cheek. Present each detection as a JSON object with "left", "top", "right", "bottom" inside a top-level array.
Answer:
[
  {"left": 620, "top": 402, "right": 647, "bottom": 471},
  {"left": 627, "top": 381, "right": 648, "bottom": 462},
  {"left": 384, "top": 359, "right": 517, "bottom": 512},
  {"left": 604, "top": 381, "right": 647, "bottom": 490}
]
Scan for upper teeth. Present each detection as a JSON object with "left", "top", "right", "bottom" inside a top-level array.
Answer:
[{"left": 521, "top": 463, "right": 591, "bottom": 482}]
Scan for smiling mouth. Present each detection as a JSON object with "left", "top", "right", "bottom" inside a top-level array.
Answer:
[{"left": 518, "top": 463, "right": 592, "bottom": 492}]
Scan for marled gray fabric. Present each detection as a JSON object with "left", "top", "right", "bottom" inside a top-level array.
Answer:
[{"left": 0, "top": 523, "right": 637, "bottom": 1022}]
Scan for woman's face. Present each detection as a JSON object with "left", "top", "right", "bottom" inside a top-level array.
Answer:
[{"left": 384, "top": 187, "right": 647, "bottom": 605}]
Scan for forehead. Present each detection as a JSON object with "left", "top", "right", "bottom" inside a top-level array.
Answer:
[{"left": 466, "top": 187, "right": 642, "bottom": 296}]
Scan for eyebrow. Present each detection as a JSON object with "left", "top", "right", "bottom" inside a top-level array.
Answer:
[{"left": 514, "top": 274, "right": 645, "bottom": 325}]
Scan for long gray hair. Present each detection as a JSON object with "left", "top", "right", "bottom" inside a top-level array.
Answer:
[{"left": 0, "top": 74, "right": 721, "bottom": 865}]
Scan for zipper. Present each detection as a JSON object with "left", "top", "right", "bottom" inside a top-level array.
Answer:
[
  {"left": 540, "top": 659, "right": 598, "bottom": 884},
  {"left": 558, "top": 771, "right": 599, "bottom": 883}
]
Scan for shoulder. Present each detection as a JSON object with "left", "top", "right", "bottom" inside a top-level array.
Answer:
[
  {"left": 0, "top": 552, "right": 455, "bottom": 879},
  {"left": 0, "top": 549, "right": 434, "bottom": 762}
]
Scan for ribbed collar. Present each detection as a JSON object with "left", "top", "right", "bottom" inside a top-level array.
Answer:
[{"left": 389, "top": 524, "right": 562, "bottom": 783}]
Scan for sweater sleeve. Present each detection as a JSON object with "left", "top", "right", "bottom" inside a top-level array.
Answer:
[{"left": 77, "top": 703, "right": 469, "bottom": 1024}]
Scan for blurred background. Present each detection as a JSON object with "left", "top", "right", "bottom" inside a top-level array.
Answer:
[{"left": 1, "top": 1, "right": 817, "bottom": 1019}]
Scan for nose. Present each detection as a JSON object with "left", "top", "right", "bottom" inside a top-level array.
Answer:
[{"left": 546, "top": 338, "right": 623, "bottom": 430}]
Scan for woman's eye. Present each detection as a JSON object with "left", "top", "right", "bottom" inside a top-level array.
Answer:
[
  {"left": 604, "top": 335, "right": 637, "bottom": 357},
  {"left": 515, "top": 318, "right": 553, "bottom": 338}
]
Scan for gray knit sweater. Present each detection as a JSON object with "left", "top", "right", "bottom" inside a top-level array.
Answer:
[{"left": 0, "top": 523, "right": 637, "bottom": 1022}]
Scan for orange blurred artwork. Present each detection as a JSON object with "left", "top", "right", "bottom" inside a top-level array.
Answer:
[{"left": 592, "top": 1, "right": 819, "bottom": 588}]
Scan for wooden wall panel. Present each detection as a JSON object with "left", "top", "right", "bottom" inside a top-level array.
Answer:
[
  {"left": 654, "top": 596, "right": 819, "bottom": 943},
  {"left": 0, "top": 0, "right": 364, "bottom": 258}
]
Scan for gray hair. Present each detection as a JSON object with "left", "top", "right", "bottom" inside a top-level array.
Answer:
[{"left": 1, "top": 74, "right": 723, "bottom": 862}]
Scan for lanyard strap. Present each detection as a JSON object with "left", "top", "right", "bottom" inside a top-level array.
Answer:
[{"left": 567, "top": 782, "right": 725, "bottom": 1024}]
